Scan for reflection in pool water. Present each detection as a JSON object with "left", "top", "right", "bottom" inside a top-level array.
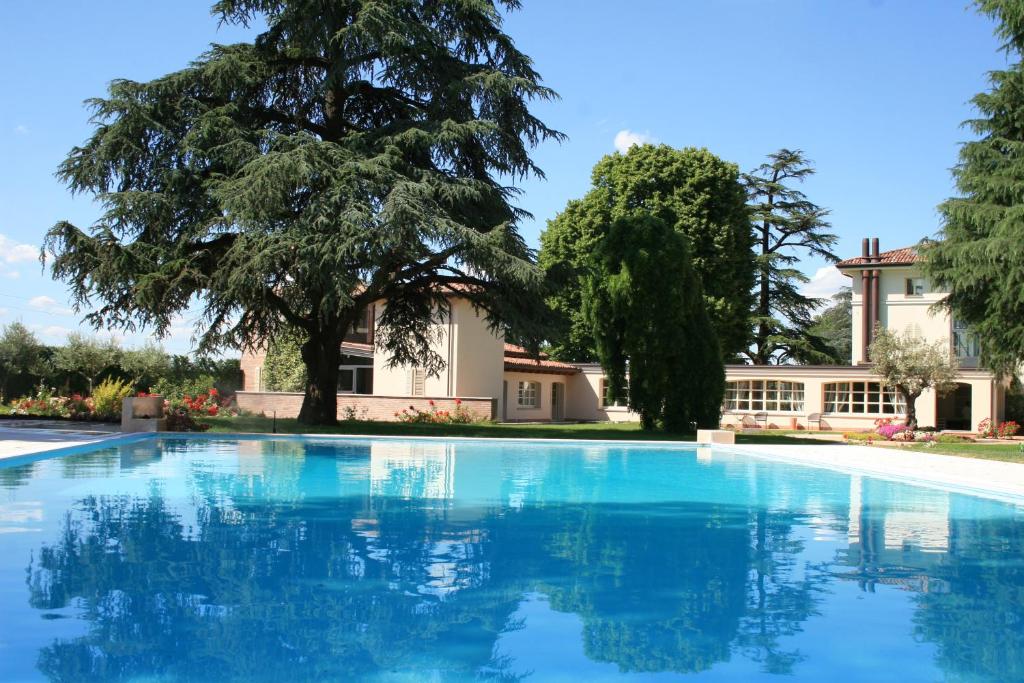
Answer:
[{"left": 0, "top": 437, "right": 1022, "bottom": 682}]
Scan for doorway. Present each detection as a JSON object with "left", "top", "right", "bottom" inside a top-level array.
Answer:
[
  {"left": 551, "top": 382, "right": 565, "bottom": 421},
  {"left": 937, "top": 383, "right": 972, "bottom": 430}
]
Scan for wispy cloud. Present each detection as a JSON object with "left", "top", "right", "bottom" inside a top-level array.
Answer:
[
  {"left": 28, "top": 295, "right": 74, "bottom": 316},
  {"left": 613, "top": 129, "right": 657, "bottom": 153},
  {"left": 31, "top": 324, "right": 75, "bottom": 343},
  {"left": 801, "top": 266, "right": 848, "bottom": 302},
  {"left": 13, "top": 124, "right": 29, "bottom": 135}
]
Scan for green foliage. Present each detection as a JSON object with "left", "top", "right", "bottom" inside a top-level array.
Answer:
[
  {"left": 744, "top": 149, "right": 840, "bottom": 364},
  {"left": 152, "top": 374, "right": 219, "bottom": 402},
  {"left": 0, "top": 322, "right": 47, "bottom": 401},
  {"left": 807, "top": 288, "right": 852, "bottom": 364},
  {"left": 869, "top": 328, "right": 959, "bottom": 429},
  {"left": 90, "top": 377, "right": 133, "bottom": 419},
  {"left": 262, "top": 331, "right": 306, "bottom": 392},
  {"left": 922, "top": 1, "right": 1024, "bottom": 374},
  {"left": 43, "top": 0, "right": 561, "bottom": 425},
  {"left": 583, "top": 214, "right": 724, "bottom": 431},
  {"left": 120, "top": 342, "right": 171, "bottom": 391},
  {"left": 539, "top": 144, "right": 754, "bottom": 361},
  {"left": 53, "top": 333, "right": 121, "bottom": 393}
]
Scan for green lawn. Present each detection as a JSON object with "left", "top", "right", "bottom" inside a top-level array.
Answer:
[
  {"left": 902, "top": 442, "right": 1024, "bottom": 464},
  {"left": 204, "top": 415, "right": 837, "bottom": 445}
]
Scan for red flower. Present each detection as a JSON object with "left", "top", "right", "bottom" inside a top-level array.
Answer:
[
  {"left": 454, "top": 398, "right": 462, "bottom": 406},
  {"left": 428, "top": 399, "right": 435, "bottom": 406},
  {"left": 209, "top": 388, "right": 219, "bottom": 397}
]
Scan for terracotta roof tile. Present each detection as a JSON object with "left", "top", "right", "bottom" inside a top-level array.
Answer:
[
  {"left": 503, "top": 343, "right": 550, "bottom": 359},
  {"left": 836, "top": 246, "right": 919, "bottom": 268},
  {"left": 503, "top": 356, "right": 580, "bottom": 375}
]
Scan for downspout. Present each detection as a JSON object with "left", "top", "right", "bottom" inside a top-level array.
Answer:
[
  {"left": 861, "top": 238, "right": 871, "bottom": 363},
  {"left": 871, "top": 237, "right": 881, "bottom": 355},
  {"left": 447, "top": 305, "right": 455, "bottom": 397}
]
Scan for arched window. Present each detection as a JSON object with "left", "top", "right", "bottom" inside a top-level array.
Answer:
[
  {"left": 823, "top": 381, "right": 905, "bottom": 415},
  {"left": 724, "top": 381, "right": 804, "bottom": 412}
]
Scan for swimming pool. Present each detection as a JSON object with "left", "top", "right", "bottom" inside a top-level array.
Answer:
[{"left": 1, "top": 435, "right": 1022, "bottom": 682}]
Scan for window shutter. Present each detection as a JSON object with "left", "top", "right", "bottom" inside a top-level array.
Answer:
[{"left": 409, "top": 368, "right": 426, "bottom": 396}]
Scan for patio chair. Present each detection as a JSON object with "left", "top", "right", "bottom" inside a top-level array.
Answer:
[
  {"left": 806, "top": 413, "right": 822, "bottom": 431},
  {"left": 754, "top": 412, "right": 768, "bottom": 429}
]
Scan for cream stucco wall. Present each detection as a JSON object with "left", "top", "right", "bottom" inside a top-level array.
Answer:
[
  {"left": 721, "top": 365, "right": 1002, "bottom": 432},
  {"left": 848, "top": 265, "right": 953, "bottom": 365},
  {"left": 449, "top": 299, "right": 505, "bottom": 412},
  {"left": 565, "top": 365, "right": 640, "bottom": 422}
]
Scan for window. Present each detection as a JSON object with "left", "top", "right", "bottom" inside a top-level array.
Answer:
[
  {"left": 823, "top": 381, "right": 904, "bottom": 415},
  {"left": 953, "top": 320, "right": 980, "bottom": 359},
  {"left": 517, "top": 381, "right": 540, "bottom": 408},
  {"left": 724, "top": 380, "right": 804, "bottom": 412},
  {"left": 905, "top": 278, "right": 926, "bottom": 296},
  {"left": 599, "top": 377, "right": 628, "bottom": 408}
]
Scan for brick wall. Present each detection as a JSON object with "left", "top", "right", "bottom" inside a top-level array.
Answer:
[{"left": 236, "top": 392, "right": 496, "bottom": 422}]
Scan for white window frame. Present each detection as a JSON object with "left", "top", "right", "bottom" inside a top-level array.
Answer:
[
  {"left": 724, "top": 380, "right": 805, "bottom": 413},
  {"left": 599, "top": 377, "right": 628, "bottom": 408},
  {"left": 823, "top": 381, "right": 905, "bottom": 415},
  {"left": 517, "top": 381, "right": 540, "bottom": 409}
]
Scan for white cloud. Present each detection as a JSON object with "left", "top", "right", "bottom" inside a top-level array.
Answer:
[
  {"left": 613, "top": 129, "right": 657, "bottom": 153},
  {"left": 31, "top": 324, "right": 75, "bottom": 343},
  {"left": 28, "top": 295, "right": 74, "bottom": 316},
  {"left": 801, "top": 266, "right": 849, "bottom": 302},
  {"left": 0, "top": 234, "right": 38, "bottom": 263},
  {"left": 14, "top": 124, "right": 29, "bottom": 135}
]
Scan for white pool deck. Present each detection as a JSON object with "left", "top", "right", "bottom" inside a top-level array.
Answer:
[{"left": 1, "top": 427, "right": 1023, "bottom": 502}]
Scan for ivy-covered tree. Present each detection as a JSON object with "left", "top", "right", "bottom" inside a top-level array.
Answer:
[
  {"left": 743, "top": 149, "right": 839, "bottom": 365},
  {"left": 539, "top": 144, "right": 754, "bottom": 362},
  {"left": 922, "top": 0, "right": 1024, "bottom": 375},
  {"left": 584, "top": 214, "right": 724, "bottom": 431},
  {"left": 44, "top": 0, "right": 561, "bottom": 424},
  {"left": 868, "top": 328, "right": 958, "bottom": 430},
  {"left": 262, "top": 329, "right": 307, "bottom": 392}
]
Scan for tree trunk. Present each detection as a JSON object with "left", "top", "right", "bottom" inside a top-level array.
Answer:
[
  {"left": 297, "top": 330, "right": 343, "bottom": 426},
  {"left": 901, "top": 388, "right": 920, "bottom": 430}
]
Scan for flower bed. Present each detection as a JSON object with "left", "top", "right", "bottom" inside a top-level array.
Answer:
[{"left": 394, "top": 399, "right": 483, "bottom": 425}]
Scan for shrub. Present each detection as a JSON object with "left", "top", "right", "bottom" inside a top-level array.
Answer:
[
  {"left": 877, "top": 424, "right": 907, "bottom": 440},
  {"left": 91, "top": 378, "right": 134, "bottom": 419},
  {"left": 395, "top": 399, "right": 481, "bottom": 424},
  {"left": 978, "top": 418, "right": 1020, "bottom": 439},
  {"left": 152, "top": 375, "right": 219, "bottom": 402},
  {"left": 891, "top": 430, "right": 916, "bottom": 442},
  {"left": 165, "top": 407, "right": 211, "bottom": 432}
]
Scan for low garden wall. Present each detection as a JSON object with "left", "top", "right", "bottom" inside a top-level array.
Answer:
[{"left": 236, "top": 391, "right": 496, "bottom": 422}]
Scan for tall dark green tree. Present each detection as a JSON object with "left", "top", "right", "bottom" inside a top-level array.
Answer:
[
  {"left": 44, "top": 0, "right": 561, "bottom": 424},
  {"left": 584, "top": 214, "right": 724, "bottom": 431},
  {"left": 922, "top": 0, "right": 1024, "bottom": 374},
  {"left": 0, "top": 322, "right": 47, "bottom": 401},
  {"left": 807, "top": 287, "right": 852, "bottom": 365},
  {"left": 743, "top": 149, "right": 839, "bottom": 365},
  {"left": 539, "top": 144, "right": 754, "bottom": 362}
]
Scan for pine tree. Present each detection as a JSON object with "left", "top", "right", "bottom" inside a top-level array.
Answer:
[
  {"left": 540, "top": 144, "right": 754, "bottom": 362},
  {"left": 743, "top": 149, "right": 839, "bottom": 365},
  {"left": 807, "top": 287, "right": 852, "bottom": 364},
  {"left": 44, "top": 0, "right": 561, "bottom": 424},
  {"left": 584, "top": 214, "right": 724, "bottom": 431},
  {"left": 923, "top": 0, "right": 1024, "bottom": 374}
]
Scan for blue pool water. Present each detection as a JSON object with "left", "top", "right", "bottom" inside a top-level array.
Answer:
[{"left": 0, "top": 436, "right": 1022, "bottom": 682}]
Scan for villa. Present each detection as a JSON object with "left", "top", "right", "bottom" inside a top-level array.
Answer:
[
  {"left": 238, "top": 238, "right": 1008, "bottom": 430},
  {"left": 721, "top": 238, "right": 1007, "bottom": 432}
]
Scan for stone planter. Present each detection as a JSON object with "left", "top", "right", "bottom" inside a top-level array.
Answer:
[{"left": 122, "top": 396, "right": 167, "bottom": 432}]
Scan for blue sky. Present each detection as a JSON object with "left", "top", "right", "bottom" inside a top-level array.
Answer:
[{"left": 0, "top": 1, "right": 1007, "bottom": 353}]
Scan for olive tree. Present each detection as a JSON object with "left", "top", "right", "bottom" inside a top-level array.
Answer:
[{"left": 869, "top": 328, "right": 958, "bottom": 429}]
